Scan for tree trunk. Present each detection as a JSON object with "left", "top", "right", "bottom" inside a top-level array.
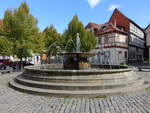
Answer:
[
  {"left": 48, "top": 55, "right": 51, "bottom": 64},
  {"left": 20, "top": 57, "right": 23, "bottom": 70}
]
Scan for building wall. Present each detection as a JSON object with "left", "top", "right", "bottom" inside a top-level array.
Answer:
[
  {"left": 91, "top": 32, "right": 128, "bottom": 65},
  {"left": 128, "top": 22, "right": 145, "bottom": 63},
  {"left": 145, "top": 25, "right": 150, "bottom": 63},
  {"left": 91, "top": 48, "right": 128, "bottom": 65},
  {"left": 145, "top": 26, "right": 150, "bottom": 46},
  {"left": 108, "top": 9, "right": 145, "bottom": 63},
  {"left": 26, "top": 53, "right": 41, "bottom": 65},
  {"left": 96, "top": 33, "right": 128, "bottom": 48},
  {"left": 0, "top": 54, "right": 41, "bottom": 65},
  {"left": 129, "top": 34, "right": 144, "bottom": 48},
  {"left": 130, "top": 23, "right": 144, "bottom": 39},
  {"left": 128, "top": 46, "right": 144, "bottom": 62}
]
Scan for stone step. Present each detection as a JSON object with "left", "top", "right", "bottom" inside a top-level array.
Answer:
[
  {"left": 21, "top": 73, "right": 139, "bottom": 84},
  {"left": 15, "top": 76, "right": 144, "bottom": 90},
  {"left": 9, "top": 80, "right": 148, "bottom": 97}
]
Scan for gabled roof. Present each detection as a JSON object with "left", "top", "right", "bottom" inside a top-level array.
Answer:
[
  {"left": 108, "top": 8, "right": 144, "bottom": 32},
  {"left": 85, "top": 22, "right": 101, "bottom": 29},
  {"left": 108, "top": 8, "right": 129, "bottom": 23},
  {"left": 96, "top": 23, "right": 128, "bottom": 35},
  {"left": 86, "top": 22, "right": 127, "bottom": 35},
  {"left": 108, "top": 9, "right": 130, "bottom": 32}
]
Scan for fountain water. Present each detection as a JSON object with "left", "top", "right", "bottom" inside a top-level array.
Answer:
[
  {"left": 64, "top": 39, "right": 76, "bottom": 52},
  {"left": 46, "top": 41, "right": 62, "bottom": 68},
  {"left": 76, "top": 33, "right": 81, "bottom": 52}
]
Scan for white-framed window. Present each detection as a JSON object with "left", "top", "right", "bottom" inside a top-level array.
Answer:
[{"left": 130, "top": 23, "right": 144, "bottom": 38}]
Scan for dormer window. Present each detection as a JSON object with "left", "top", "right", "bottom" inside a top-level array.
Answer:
[
  {"left": 117, "top": 26, "right": 125, "bottom": 31},
  {"left": 101, "top": 26, "right": 107, "bottom": 30}
]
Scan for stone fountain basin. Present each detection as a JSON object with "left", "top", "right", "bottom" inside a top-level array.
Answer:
[
  {"left": 23, "top": 64, "right": 132, "bottom": 76},
  {"left": 9, "top": 64, "right": 148, "bottom": 97}
]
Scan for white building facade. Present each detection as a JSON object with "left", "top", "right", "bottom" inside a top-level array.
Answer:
[
  {"left": 86, "top": 23, "right": 128, "bottom": 65},
  {"left": 91, "top": 31, "right": 128, "bottom": 65}
]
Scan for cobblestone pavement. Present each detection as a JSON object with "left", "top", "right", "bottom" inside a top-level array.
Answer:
[{"left": 0, "top": 72, "right": 150, "bottom": 113}]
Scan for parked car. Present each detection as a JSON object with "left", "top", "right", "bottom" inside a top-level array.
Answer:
[
  {"left": 0, "top": 59, "right": 14, "bottom": 67},
  {"left": 12, "top": 61, "right": 34, "bottom": 70},
  {"left": 0, "top": 63, "right": 7, "bottom": 70}
]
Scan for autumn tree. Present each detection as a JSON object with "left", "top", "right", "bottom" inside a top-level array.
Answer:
[{"left": 2, "top": 2, "right": 44, "bottom": 60}]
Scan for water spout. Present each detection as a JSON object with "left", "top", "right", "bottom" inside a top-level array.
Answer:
[{"left": 76, "top": 33, "right": 81, "bottom": 52}]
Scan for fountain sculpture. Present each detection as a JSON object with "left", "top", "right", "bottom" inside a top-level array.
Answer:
[
  {"left": 9, "top": 33, "right": 148, "bottom": 97},
  {"left": 63, "top": 33, "right": 97, "bottom": 70}
]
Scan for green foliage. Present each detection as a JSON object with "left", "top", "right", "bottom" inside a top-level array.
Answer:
[
  {"left": 43, "top": 25, "right": 62, "bottom": 56},
  {"left": 1, "top": 2, "right": 44, "bottom": 59},
  {"left": 32, "top": 33, "right": 45, "bottom": 54},
  {"left": 62, "top": 15, "right": 97, "bottom": 52},
  {"left": 81, "top": 30, "right": 97, "bottom": 52},
  {"left": 0, "top": 36, "right": 12, "bottom": 56}
]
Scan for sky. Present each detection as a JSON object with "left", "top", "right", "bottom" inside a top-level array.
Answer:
[{"left": 0, "top": 0, "right": 150, "bottom": 33}]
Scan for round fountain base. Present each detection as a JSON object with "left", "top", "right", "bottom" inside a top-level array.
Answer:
[{"left": 9, "top": 64, "right": 148, "bottom": 97}]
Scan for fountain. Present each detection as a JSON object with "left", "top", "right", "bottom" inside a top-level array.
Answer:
[
  {"left": 9, "top": 33, "right": 148, "bottom": 97},
  {"left": 63, "top": 34, "right": 96, "bottom": 70}
]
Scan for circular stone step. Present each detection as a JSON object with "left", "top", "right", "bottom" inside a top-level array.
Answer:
[
  {"left": 9, "top": 65, "right": 148, "bottom": 97},
  {"left": 14, "top": 75, "right": 144, "bottom": 90},
  {"left": 9, "top": 80, "right": 148, "bottom": 97}
]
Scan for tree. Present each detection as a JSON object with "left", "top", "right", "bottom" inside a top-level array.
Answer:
[
  {"left": 43, "top": 25, "right": 62, "bottom": 56},
  {"left": 62, "top": 15, "right": 97, "bottom": 52},
  {"left": 2, "top": 2, "right": 44, "bottom": 60},
  {"left": 0, "top": 21, "right": 12, "bottom": 56}
]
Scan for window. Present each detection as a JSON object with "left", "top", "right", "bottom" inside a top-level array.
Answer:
[
  {"left": 101, "top": 37, "right": 105, "bottom": 44},
  {"left": 98, "top": 51, "right": 101, "bottom": 62},
  {"left": 98, "top": 37, "right": 101, "bottom": 44},
  {"left": 125, "top": 52, "right": 127, "bottom": 59},
  {"left": 130, "top": 23, "right": 144, "bottom": 38}
]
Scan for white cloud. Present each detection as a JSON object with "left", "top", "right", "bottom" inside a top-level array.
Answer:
[
  {"left": 86, "top": 0, "right": 102, "bottom": 9},
  {"left": 108, "top": 4, "right": 122, "bottom": 11}
]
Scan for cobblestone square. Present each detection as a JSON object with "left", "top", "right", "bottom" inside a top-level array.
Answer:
[{"left": 0, "top": 71, "right": 150, "bottom": 113}]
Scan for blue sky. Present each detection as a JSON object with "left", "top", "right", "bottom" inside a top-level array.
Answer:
[{"left": 0, "top": 0, "right": 150, "bottom": 33}]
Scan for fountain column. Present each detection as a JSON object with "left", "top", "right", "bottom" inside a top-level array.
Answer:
[{"left": 76, "top": 33, "right": 81, "bottom": 52}]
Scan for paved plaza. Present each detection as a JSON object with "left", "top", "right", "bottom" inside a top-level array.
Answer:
[{"left": 0, "top": 71, "right": 150, "bottom": 113}]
